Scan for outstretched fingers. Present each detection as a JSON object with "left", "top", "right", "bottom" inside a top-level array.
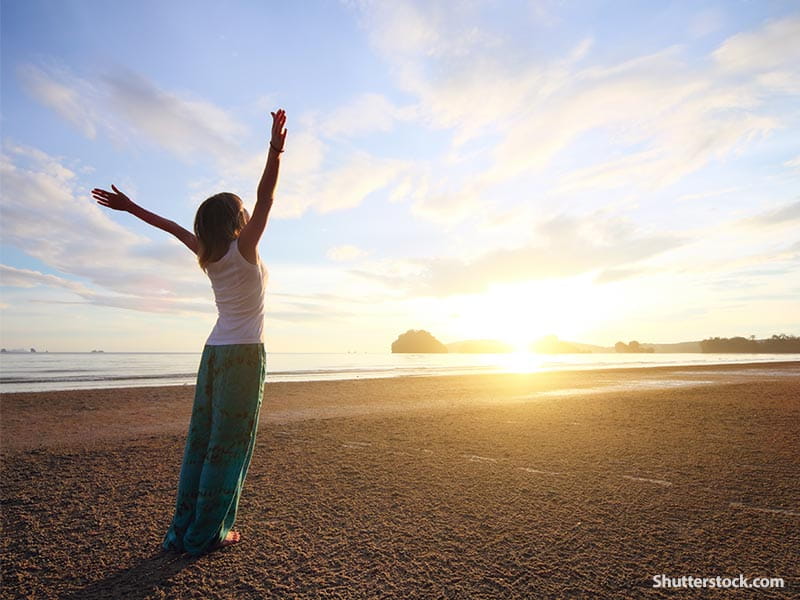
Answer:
[
  {"left": 92, "top": 185, "right": 131, "bottom": 211},
  {"left": 270, "top": 109, "right": 287, "bottom": 149},
  {"left": 92, "top": 187, "right": 118, "bottom": 198},
  {"left": 110, "top": 184, "right": 130, "bottom": 199}
]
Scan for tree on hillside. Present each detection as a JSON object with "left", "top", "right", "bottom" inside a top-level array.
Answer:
[
  {"left": 391, "top": 330, "right": 448, "bottom": 353},
  {"left": 532, "top": 335, "right": 586, "bottom": 354},
  {"left": 700, "top": 334, "right": 800, "bottom": 353},
  {"left": 614, "top": 340, "right": 655, "bottom": 353}
]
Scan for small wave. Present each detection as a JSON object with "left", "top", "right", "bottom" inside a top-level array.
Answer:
[
  {"left": 266, "top": 364, "right": 494, "bottom": 376},
  {"left": 0, "top": 372, "right": 197, "bottom": 384}
]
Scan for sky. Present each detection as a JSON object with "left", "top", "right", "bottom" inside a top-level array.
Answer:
[{"left": 1, "top": 0, "right": 799, "bottom": 353}]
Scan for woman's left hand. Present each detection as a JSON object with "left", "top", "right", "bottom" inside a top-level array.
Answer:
[{"left": 270, "top": 109, "right": 287, "bottom": 152}]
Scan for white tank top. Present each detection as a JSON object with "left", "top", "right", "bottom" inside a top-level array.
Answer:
[{"left": 205, "top": 239, "right": 267, "bottom": 345}]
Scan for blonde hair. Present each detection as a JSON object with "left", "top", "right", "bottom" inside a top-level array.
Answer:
[{"left": 194, "top": 193, "right": 248, "bottom": 270}]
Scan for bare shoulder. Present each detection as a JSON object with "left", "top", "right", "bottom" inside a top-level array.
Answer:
[{"left": 236, "top": 238, "right": 259, "bottom": 265}]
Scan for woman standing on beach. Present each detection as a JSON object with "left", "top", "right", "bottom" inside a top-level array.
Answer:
[{"left": 92, "top": 109, "right": 287, "bottom": 555}]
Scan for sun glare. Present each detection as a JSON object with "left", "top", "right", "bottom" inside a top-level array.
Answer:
[
  {"left": 449, "top": 276, "right": 622, "bottom": 353},
  {"left": 498, "top": 351, "right": 545, "bottom": 373}
]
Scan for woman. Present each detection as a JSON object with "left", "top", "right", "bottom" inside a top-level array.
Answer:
[{"left": 92, "top": 109, "right": 287, "bottom": 555}]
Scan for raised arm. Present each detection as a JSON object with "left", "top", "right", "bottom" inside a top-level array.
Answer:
[
  {"left": 92, "top": 185, "right": 198, "bottom": 254},
  {"left": 238, "top": 109, "right": 287, "bottom": 264}
]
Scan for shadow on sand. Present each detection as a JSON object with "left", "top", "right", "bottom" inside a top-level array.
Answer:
[{"left": 65, "top": 551, "right": 197, "bottom": 600}]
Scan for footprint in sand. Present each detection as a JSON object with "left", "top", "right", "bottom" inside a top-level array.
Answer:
[
  {"left": 519, "top": 467, "right": 562, "bottom": 475},
  {"left": 622, "top": 475, "right": 672, "bottom": 487},
  {"left": 729, "top": 502, "right": 799, "bottom": 517},
  {"left": 342, "top": 441, "right": 371, "bottom": 449},
  {"left": 462, "top": 454, "right": 498, "bottom": 463}
]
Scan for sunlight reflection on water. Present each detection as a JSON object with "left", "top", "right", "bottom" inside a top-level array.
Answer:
[{"left": 495, "top": 352, "right": 547, "bottom": 373}]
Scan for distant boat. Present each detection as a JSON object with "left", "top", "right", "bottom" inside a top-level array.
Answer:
[{"left": 91, "top": 350, "right": 105, "bottom": 353}]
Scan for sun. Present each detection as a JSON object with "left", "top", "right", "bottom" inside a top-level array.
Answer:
[
  {"left": 457, "top": 283, "right": 548, "bottom": 352},
  {"left": 504, "top": 332, "right": 536, "bottom": 354},
  {"left": 497, "top": 349, "right": 546, "bottom": 373},
  {"left": 451, "top": 276, "right": 617, "bottom": 352}
]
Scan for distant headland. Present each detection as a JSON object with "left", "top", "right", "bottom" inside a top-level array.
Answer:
[
  {"left": 391, "top": 330, "right": 448, "bottom": 353},
  {"left": 390, "top": 331, "right": 800, "bottom": 354}
]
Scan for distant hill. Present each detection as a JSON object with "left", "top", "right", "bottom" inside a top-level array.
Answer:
[
  {"left": 391, "top": 330, "right": 448, "bottom": 353},
  {"left": 446, "top": 339, "right": 514, "bottom": 353},
  {"left": 614, "top": 341, "right": 654, "bottom": 353},
  {"left": 445, "top": 336, "right": 606, "bottom": 354},
  {"left": 531, "top": 335, "right": 593, "bottom": 354},
  {"left": 604, "top": 340, "right": 702, "bottom": 353},
  {"left": 396, "top": 331, "right": 797, "bottom": 355},
  {"left": 588, "top": 341, "right": 702, "bottom": 352},
  {"left": 444, "top": 336, "right": 695, "bottom": 354},
  {"left": 569, "top": 341, "right": 610, "bottom": 353},
  {"left": 648, "top": 341, "right": 702, "bottom": 353},
  {"left": 700, "top": 335, "right": 800, "bottom": 353}
]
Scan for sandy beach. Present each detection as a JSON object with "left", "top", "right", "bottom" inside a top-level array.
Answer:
[{"left": 2, "top": 362, "right": 799, "bottom": 598}]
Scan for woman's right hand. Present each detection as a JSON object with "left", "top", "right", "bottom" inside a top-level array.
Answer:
[
  {"left": 92, "top": 185, "right": 135, "bottom": 212},
  {"left": 270, "top": 109, "right": 287, "bottom": 152}
]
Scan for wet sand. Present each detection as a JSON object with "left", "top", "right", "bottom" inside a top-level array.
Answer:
[{"left": 2, "top": 363, "right": 799, "bottom": 598}]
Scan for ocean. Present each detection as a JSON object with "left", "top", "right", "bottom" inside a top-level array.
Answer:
[{"left": 1, "top": 351, "right": 799, "bottom": 393}]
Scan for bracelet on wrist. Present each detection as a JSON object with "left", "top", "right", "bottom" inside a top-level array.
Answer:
[{"left": 270, "top": 142, "right": 284, "bottom": 154}]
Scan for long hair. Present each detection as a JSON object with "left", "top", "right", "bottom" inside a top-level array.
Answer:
[{"left": 194, "top": 193, "right": 247, "bottom": 270}]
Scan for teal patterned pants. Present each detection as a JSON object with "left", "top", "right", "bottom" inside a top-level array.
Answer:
[{"left": 162, "top": 343, "right": 266, "bottom": 555}]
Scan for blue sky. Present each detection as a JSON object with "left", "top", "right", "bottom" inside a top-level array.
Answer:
[{"left": 1, "top": 0, "right": 798, "bottom": 352}]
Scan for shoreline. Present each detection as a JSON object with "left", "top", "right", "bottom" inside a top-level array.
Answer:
[
  {"left": 2, "top": 362, "right": 798, "bottom": 454},
  {"left": 3, "top": 357, "right": 799, "bottom": 396}
]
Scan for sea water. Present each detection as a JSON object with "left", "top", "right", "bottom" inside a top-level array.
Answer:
[{"left": 1, "top": 351, "right": 798, "bottom": 393}]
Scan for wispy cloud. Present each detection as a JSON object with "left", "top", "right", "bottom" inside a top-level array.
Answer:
[
  {"left": 0, "top": 143, "right": 211, "bottom": 314},
  {"left": 713, "top": 15, "right": 800, "bottom": 73},
  {"left": 261, "top": 144, "right": 410, "bottom": 218},
  {"left": 187, "top": 113, "right": 413, "bottom": 219},
  {"left": 19, "top": 64, "right": 247, "bottom": 164},
  {"left": 0, "top": 264, "right": 93, "bottom": 295},
  {"left": 594, "top": 267, "right": 647, "bottom": 284},
  {"left": 349, "top": 4, "right": 798, "bottom": 224},
  {"left": 0, "top": 264, "right": 214, "bottom": 315},
  {"left": 743, "top": 199, "right": 800, "bottom": 226},
  {"left": 327, "top": 244, "right": 368, "bottom": 261},
  {"left": 19, "top": 62, "right": 419, "bottom": 221},
  {"left": 352, "top": 212, "right": 685, "bottom": 296},
  {"left": 677, "top": 187, "right": 740, "bottom": 202},
  {"left": 318, "top": 93, "right": 412, "bottom": 138},
  {"left": 103, "top": 69, "right": 247, "bottom": 162},
  {"left": 18, "top": 64, "right": 100, "bottom": 138}
]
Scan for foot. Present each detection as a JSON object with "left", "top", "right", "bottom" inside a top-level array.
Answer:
[{"left": 219, "top": 531, "right": 241, "bottom": 548}]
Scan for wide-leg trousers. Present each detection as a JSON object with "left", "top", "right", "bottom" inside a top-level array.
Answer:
[{"left": 162, "top": 343, "right": 266, "bottom": 555}]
